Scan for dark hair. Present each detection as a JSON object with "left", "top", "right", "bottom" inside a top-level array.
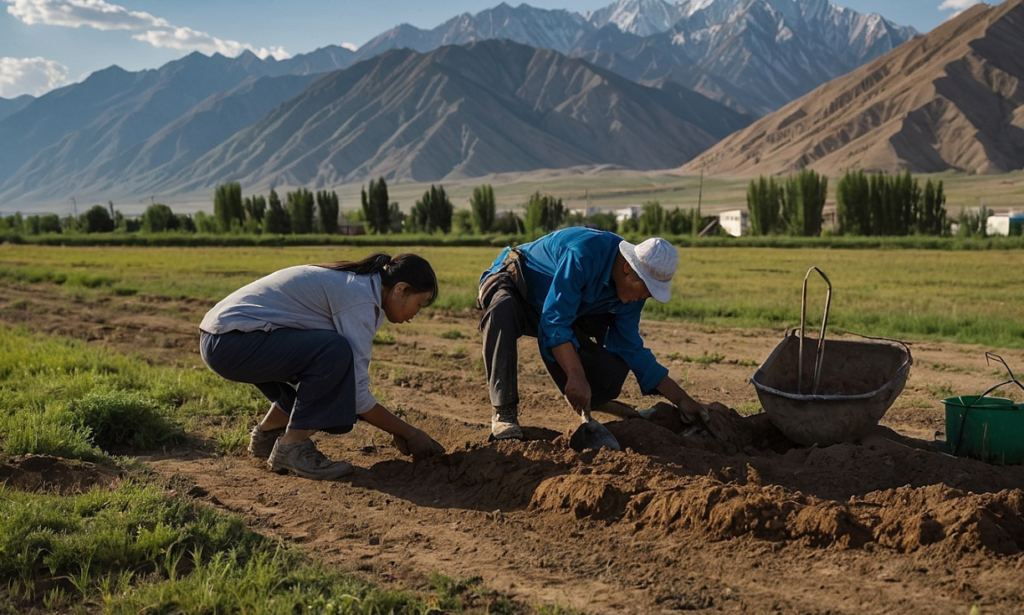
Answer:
[{"left": 315, "top": 252, "right": 438, "bottom": 306}]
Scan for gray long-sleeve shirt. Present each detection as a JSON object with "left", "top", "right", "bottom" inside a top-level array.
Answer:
[{"left": 200, "top": 265, "right": 383, "bottom": 414}]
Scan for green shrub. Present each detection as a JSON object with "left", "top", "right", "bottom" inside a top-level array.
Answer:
[{"left": 65, "top": 391, "right": 179, "bottom": 452}]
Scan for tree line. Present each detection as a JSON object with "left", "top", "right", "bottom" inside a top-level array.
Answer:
[
  {"left": 745, "top": 169, "right": 991, "bottom": 237},
  {"left": 0, "top": 178, "right": 713, "bottom": 239},
  {"left": 0, "top": 171, "right": 1003, "bottom": 239}
]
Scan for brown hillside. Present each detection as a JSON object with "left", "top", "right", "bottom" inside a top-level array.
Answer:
[{"left": 684, "top": 0, "right": 1024, "bottom": 176}]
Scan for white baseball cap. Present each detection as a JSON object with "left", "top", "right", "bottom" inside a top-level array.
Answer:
[{"left": 618, "top": 238, "right": 678, "bottom": 303}]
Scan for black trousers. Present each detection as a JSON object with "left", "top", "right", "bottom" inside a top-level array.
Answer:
[
  {"left": 200, "top": 329, "right": 357, "bottom": 434},
  {"left": 478, "top": 270, "right": 630, "bottom": 411}
]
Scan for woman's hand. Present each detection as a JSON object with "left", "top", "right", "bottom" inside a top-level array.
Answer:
[
  {"left": 391, "top": 433, "right": 412, "bottom": 456},
  {"left": 393, "top": 429, "right": 445, "bottom": 460}
]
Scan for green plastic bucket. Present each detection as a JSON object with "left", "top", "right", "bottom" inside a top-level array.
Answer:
[{"left": 943, "top": 395, "right": 1024, "bottom": 464}]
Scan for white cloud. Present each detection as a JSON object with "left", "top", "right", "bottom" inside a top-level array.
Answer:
[
  {"left": 341, "top": 42, "right": 357, "bottom": 52},
  {"left": 0, "top": 56, "right": 70, "bottom": 97},
  {"left": 938, "top": 0, "right": 981, "bottom": 9},
  {"left": 938, "top": 0, "right": 981, "bottom": 19},
  {"left": 5, "top": 0, "right": 168, "bottom": 30},
  {"left": 4, "top": 0, "right": 289, "bottom": 59}
]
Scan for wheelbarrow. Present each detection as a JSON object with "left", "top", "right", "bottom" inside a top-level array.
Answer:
[{"left": 749, "top": 267, "right": 913, "bottom": 447}]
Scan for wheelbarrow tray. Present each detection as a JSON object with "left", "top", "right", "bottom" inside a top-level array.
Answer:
[{"left": 750, "top": 332, "right": 913, "bottom": 446}]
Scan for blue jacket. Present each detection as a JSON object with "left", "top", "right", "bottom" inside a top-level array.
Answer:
[{"left": 482, "top": 227, "right": 668, "bottom": 393}]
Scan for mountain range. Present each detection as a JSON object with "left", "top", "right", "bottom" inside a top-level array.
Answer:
[
  {"left": 0, "top": 40, "right": 752, "bottom": 206},
  {"left": 683, "top": 0, "right": 1024, "bottom": 176},
  {"left": 0, "top": 0, "right": 942, "bottom": 211},
  {"left": 355, "top": 0, "right": 916, "bottom": 115}
]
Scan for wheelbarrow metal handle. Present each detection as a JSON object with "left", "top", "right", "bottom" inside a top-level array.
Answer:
[{"left": 799, "top": 266, "right": 832, "bottom": 396}]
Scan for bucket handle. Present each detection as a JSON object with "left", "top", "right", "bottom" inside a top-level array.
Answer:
[
  {"left": 798, "top": 267, "right": 832, "bottom": 396},
  {"left": 950, "top": 353, "right": 1023, "bottom": 456},
  {"left": 985, "top": 352, "right": 1024, "bottom": 394}
]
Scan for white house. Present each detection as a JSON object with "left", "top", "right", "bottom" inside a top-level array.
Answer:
[
  {"left": 718, "top": 209, "right": 748, "bottom": 237},
  {"left": 614, "top": 205, "right": 642, "bottom": 223},
  {"left": 570, "top": 206, "right": 600, "bottom": 218},
  {"left": 986, "top": 212, "right": 1024, "bottom": 236}
]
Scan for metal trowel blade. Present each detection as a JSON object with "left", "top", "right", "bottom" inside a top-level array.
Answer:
[{"left": 568, "top": 419, "right": 621, "bottom": 452}]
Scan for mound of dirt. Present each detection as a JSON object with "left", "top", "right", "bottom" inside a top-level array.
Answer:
[
  {"left": 527, "top": 447, "right": 1024, "bottom": 554},
  {"left": 361, "top": 411, "right": 1024, "bottom": 556},
  {"left": 0, "top": 455, "right": 122, "bottom": 495}
]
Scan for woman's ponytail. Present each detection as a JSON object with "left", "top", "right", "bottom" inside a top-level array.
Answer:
[{"left": 315, "top": 252, "right": 437, "bottom": 305}]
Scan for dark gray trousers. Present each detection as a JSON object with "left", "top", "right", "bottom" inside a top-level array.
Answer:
[
  {"left": 200, "top": 329, "right": 357, "bottom": 434},
  {"left": 478, "top": 271, "right": 630, "bottom": 412}
]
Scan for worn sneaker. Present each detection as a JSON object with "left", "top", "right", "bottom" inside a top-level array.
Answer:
[
  {"left": 248, "top": 425, "right": 285, "bottom": 459},
  {"left": 490, "top": 406, "right": 523, "bottom": 440},
  {"left": 267, "top": 438, "right": 353, "bottom": 480}
]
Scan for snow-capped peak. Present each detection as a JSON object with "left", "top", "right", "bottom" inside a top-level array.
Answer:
[{"left": 587, "top": 0, "right": 684, "bottom": 36}]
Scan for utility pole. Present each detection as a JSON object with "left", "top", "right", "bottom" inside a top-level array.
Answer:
[
  {"left": 69, "top": 196, "right": 77, "bottom": 217},
  {"left": 697, "top": 166, "right": 704, "bottom": 220},
  {"left": 692, "top": 162, "right": 705, "bottom": 238}
]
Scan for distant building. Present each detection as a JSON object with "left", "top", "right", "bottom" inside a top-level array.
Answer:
[
  {"left": 986, "top": 212, "right": 1024, "bottom": 236},
  {"left": 614, "top": 205, "right": 642, "bottom": 223},
  {"left": 718, "top": 209, "right": 748, "bottom": 237},
  {"left": 821, "top": 205, "right": 838, "bottom": 233},
  {"left": 570, "top": 206, "right": 600, "bottom": 218}
]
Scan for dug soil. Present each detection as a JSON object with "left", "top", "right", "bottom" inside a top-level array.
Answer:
[{"left": 3, "top": 284, "right": 1024, "bottom": 614}]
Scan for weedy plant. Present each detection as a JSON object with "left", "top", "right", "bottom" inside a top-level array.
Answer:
[{"left": 65, "top": 391, "right": 179, "bottom": 452}]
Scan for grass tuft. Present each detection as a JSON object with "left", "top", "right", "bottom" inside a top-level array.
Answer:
[{"left": 64, "top": 391, "right": 181, "bottom": 452}]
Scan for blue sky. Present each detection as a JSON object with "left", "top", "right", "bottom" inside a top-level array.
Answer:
[{"left": 0, "top": 0, "right": 989, "bottom": 99}]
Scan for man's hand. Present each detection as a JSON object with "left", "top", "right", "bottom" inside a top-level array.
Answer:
[
  {"left": 655, "top": 375, "right": 709, "bottom": 425},
  {"left": 394, "top": 429, "right": 445, "bottom": 460},
  {"left": 552, "top": 342, "right": 590, "bottom": 415},
  {"left": 563, "top": 373, "right": 592, "bottom": 416},
  {"left": 675, "top": 396, "right": 710, "bottom": 426}
]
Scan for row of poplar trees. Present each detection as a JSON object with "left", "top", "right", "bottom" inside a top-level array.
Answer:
[
  {"left": 746, "top": 170, "right": 828, "bottom": 236},
  {"left": 747, "top": 170, "right": 949, "bottom": 236},
  {"left": 211, "top": 179, "right": 510, "bottom": 236},
  {"left": 835, "top": 170, "right": 947, "bottom": 236},
  {"left": 363, "top": 179, "right": 528, "bottom": 235},
  {"left": 212, "top": 183, "right": 340, "bottom": 234}
]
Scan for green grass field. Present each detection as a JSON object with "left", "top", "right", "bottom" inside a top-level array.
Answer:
[{"left": 2, "top": 243, "right": 1022, "bottom": 348}]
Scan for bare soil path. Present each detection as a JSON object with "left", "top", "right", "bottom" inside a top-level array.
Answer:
[{"left": 3, "top": 283, "right": 1024, "bottom": 614}]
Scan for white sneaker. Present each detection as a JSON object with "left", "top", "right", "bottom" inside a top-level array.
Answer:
[
  {"left": 491, "top": 407, "right": 523, "bottom": 440},
  {"left": 248, "top": 425, "right": 285, "bottom": 459},
  {"left": 267, "top": 438, "right": 353, "bottom": 480}
]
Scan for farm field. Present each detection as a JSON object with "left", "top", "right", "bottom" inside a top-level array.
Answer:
[
  {"left": 154, "top": 169, "right": 1024, "bottom": 220},
  {"left": 354, "top": 169, "right": 1024, "bottom": 217},
  {"left": 2, "top": 243, "right": 1024, "bottom": 613}
]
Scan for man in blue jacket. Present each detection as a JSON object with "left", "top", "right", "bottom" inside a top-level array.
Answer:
[{"left": 477, "top": 226, "right": 708, "bottom": 440}]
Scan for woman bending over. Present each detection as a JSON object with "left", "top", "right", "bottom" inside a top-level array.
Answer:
[{"left": 200, "top": 252, "right": 445, "bottom": 480}]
